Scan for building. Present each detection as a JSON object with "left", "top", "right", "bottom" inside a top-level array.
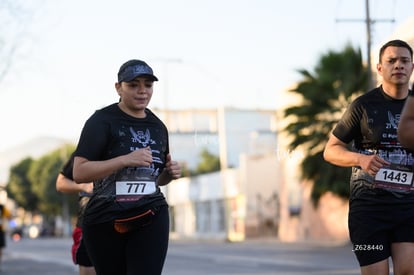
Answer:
[{"left": 154, "top": 107, "right": 294, "bottom": 241}]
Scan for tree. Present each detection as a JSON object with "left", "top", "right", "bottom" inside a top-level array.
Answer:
[
  {"left": 29, "top": 150, "right": 62, "bottom": 215},
  {"left": 283, "top": 43, "right": 368, "bottom": 204},
  {"left": 0, "top": 0, "right": 46, "bottom": 83},
  {"left": 6, "top": 157, "right": 38, "bottom": 211},
  {"left": 193, "top": 149, "right": 221, "bottom": 175},
  {"left": 6, "top": 144, "right": 78, "bottom": 217},
  {"left": 28, "top": 145, "right": 77, "bottom": 216}
]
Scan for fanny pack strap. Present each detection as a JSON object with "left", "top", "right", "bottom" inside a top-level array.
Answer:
[{"left": 114, "top": 209, "right": 155, "bottom": 234}]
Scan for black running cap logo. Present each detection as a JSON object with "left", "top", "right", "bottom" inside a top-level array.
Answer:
[{"left": 118, "top": 64, "right": 158, "bottom": 82}]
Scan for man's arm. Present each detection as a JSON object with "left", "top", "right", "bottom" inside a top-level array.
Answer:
[
  {"left": 398, "top": 96, "right": 414, "bottom": 150},
  {"left": 323, "top": 134, "right": 389, "bottom": 176},
  {"left": 55, "top": 173, "right": 93, "bottom": 194}
]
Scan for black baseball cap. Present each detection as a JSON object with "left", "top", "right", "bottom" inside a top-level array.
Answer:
[{"left": 117, "top": 59, "right": 158, "bottom": 82}]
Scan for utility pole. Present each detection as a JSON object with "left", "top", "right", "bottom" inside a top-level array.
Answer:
[
  {"left": 365, "top": 0, "right": 373, "bottom": 89},
  {"left": 336, "top": 0, "right": 394, "bottom": 90}
]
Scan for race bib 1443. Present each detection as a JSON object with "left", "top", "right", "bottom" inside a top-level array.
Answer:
[{"left": 374, "top": 164, "right": 414, "bottom": 191}]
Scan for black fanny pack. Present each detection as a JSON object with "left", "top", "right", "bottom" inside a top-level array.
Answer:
[{"left": 114, "top": 209, "right": 156, "bottom": 234}]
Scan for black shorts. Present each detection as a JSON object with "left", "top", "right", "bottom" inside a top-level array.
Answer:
[
  {"left": 349, "top": 201, "right": 414, "bottom": 266},
  {"left": 72, "top": 226, "right": 93, "bottom": 267}
]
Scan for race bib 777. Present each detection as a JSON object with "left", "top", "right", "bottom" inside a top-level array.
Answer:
[{"left": 115, "top": 181, "right": 157, "bottom": 202}]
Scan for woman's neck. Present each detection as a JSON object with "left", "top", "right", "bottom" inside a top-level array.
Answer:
[{"left": 117, "top": 103, "right": 146, "bottom": 118}]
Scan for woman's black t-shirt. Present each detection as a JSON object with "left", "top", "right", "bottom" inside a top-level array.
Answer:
[{"left": 75, "top": 103, "right": 169, "bottom": 224}]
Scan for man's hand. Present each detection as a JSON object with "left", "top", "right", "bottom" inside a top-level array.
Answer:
[{"left": 359, "top": 154, "right": 390, "bottom": 176}]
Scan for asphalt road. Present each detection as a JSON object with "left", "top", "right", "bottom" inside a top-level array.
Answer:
[{"left": 1, "top": 237, "right": 365, "bottom": 275}]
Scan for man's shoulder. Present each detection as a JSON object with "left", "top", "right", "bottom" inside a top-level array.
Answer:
[{"left": 351, "top": 87, "right": 382, "bottom": 105}]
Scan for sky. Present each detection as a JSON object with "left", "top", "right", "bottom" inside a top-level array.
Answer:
[{"left": 1, "top": 0, "right": 414, "bottom": 152}]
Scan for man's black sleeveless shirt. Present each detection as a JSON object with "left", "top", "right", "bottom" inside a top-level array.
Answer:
[
  {"left": 332, "top": 86, "right": 414, "bottom": 204},
  {"left": 75, "top": 103, "right": 169, "bottom": 225}
]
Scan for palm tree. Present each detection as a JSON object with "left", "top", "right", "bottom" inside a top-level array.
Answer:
[{"left": 283, "top": 43, "right": 368, "bottom": 204}]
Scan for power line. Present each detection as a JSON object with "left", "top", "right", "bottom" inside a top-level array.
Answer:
[{"left": 336, "top": 0, "right": 394, "bottom": 89}]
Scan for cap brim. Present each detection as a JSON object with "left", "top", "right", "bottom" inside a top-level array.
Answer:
[{"left": 123, "top": 74, "right": 158, "bottom": 82}]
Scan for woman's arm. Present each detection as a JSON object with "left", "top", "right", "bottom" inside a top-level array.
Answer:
[
  {"left": 73, "top": 147, "right": 154, "bottom": 183},
  {"left": 157, "top": 154, "right": 181, "bottom": 186}
]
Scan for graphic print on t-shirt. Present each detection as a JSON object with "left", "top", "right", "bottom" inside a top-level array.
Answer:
[
  {"left": 125, "top": 126, "right": 164, "bottom": 166},
  {"left": 129, "top": 127, "right": 155, "bottom": 147},
  {"left": 373, "top": 110, "right": 414, "bottom": 164},
  {"left": 386, "top": 111, "right": 399, "bottom": 130}
]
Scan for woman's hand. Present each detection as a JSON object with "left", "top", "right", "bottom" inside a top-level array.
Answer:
[
  {"left": 124, "top": 146, "right": 153, "bottom": 167},
  {"left": 165, "top": 154, "right": 181, "bottom": 179}
]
